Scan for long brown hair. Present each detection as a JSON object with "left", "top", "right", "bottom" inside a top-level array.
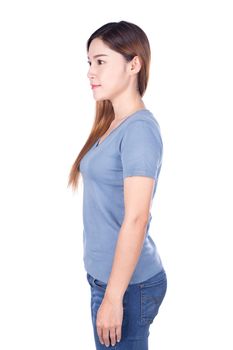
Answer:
[{"left": 67, "top": 20, "right": 151, "bottom": 192}]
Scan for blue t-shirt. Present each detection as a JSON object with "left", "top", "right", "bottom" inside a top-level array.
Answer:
[{"left": 79, "top": 108, "right": 165, "bottom": 284}]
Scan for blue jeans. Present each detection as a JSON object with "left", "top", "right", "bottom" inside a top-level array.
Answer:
[{"left": 86, "top": 268, "right": 167, "bottom": 349}]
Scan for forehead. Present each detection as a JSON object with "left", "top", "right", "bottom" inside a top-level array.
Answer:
[{"left": 87, "top": 38, "right": 116, "bottom": 59}]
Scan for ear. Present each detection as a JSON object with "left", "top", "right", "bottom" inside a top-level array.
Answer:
[{"left": 129, "top": 56, "right": 142, "bottom": 74}]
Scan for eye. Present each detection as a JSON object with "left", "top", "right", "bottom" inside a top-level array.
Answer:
[{"left": 87, "top": 60, "right": 105, "bottom": 66}]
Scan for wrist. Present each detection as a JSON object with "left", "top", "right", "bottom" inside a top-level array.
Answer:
[{"left": 104, "top": 287, "right": 124, "bottom": 303}]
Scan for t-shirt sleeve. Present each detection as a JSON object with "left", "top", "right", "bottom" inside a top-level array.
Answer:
[{"left": 120, "top": 120, "right": 163, "bottom": 180}]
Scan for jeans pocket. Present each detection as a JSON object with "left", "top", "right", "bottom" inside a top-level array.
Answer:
[
  {"left": 140, "top": 271, "right": 167, "bottom": 325},
  {"left": 93, "top": 278, "right": 107, "bottom": 289}
]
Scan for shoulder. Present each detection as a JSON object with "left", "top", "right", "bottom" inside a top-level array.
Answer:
[
  {"left": 119, "top": 109, "right": 163, "bottom": 179},
  {"left": 127, "top": 109, "right": 160, "bottom": 124},
  {"left": 121, "top": 109, "right": 163, "bottom": 145}
]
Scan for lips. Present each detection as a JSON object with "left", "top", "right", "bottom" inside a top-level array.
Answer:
[{"left": 91, "top": 84, "right": 101, "bottom": 89}]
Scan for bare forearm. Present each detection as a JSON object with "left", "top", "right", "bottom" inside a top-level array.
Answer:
[{"left": 105, "top": 218, "right": 148, "bottom": 302}]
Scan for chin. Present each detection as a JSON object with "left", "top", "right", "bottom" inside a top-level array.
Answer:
[
  {"left": 93, "top": 97, "right": 104, "bottom": 101},
  {"left": 93, "top": 95, "right": 109, "bottom": 101}
]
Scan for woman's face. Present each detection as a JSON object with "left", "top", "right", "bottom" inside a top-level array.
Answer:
[{"left": 87, "top": 38, "right": 135, "bottom": 102}]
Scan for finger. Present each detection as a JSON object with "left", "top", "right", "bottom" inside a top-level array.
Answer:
[
  {"left": 116, "top": 325, "right": 122, "bottom": 343},
  {"left": 96, "top": 325, "right": 104, "bottom": 345},
  {"left": 109, "top": 327, "right": 117, "bottom": 346},
  {"left": 103, "top": 327, "right": 110, "bottom": 347}
]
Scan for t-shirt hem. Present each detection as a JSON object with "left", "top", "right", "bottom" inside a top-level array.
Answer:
[{"left": 123, "top": 171, "right": 157, "bottom": 179}]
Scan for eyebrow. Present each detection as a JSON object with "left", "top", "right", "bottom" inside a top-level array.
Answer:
[{"left": 87, "top": 54, "right": 108, "bottom": 60}]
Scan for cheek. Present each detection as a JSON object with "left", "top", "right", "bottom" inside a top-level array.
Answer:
[{"left": 107, "top": 68, "right": 127, "bottom": 88}]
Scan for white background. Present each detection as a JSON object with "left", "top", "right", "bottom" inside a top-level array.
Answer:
[{"left": 0, "top": 0, "right": 232, "bottom": 349}]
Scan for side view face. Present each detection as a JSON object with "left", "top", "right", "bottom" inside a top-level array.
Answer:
[{"left": 87, "top": 37, "right": 141, "bottom": 103}]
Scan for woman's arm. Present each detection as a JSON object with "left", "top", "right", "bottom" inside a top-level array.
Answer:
[{"left": 104, "top": 175, "right": 155, "bottom": 302}]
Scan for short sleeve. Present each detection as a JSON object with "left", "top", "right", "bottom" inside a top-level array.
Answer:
[{"left": 120, "top": 120, "right": 163, "bottom": 180}]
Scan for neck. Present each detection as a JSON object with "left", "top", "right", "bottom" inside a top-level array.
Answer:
[{"left": 111, "top": 91, "right": 146, "bottom": 121}]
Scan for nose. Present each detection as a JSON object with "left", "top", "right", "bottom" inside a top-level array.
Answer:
[{"left": 87, "top": 65, "right": 97, "bottom": 80}]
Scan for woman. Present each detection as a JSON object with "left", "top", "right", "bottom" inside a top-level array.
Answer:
[{"left": 68, "top": 20, "right": 167, "bottom": 350}]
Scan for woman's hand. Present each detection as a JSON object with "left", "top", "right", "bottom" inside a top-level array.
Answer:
[{"left": 96, "top": 294, "right": 123, "bottom": 347}]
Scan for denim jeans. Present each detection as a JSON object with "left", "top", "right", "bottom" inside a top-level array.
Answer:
[{"left": 86, "top": 268, "right": 167, "bottom": 350}]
